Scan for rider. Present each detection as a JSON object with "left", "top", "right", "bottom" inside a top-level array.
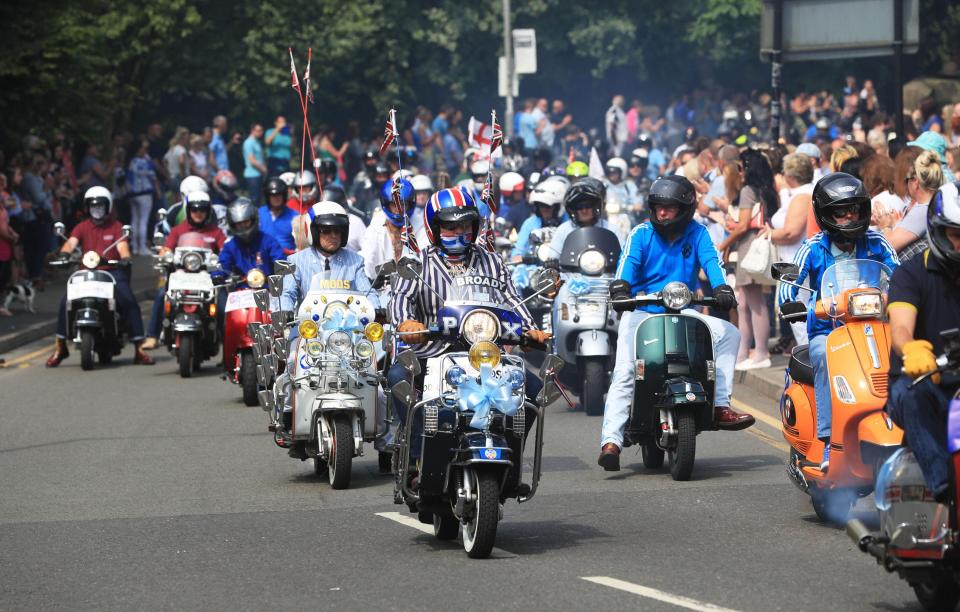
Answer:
[
  {"left": 566, "top": 161, "right": 589, "bottom": 185},
  {"left": 410, "top": 174, "right": 433, "bottom": 208},
  {"left": 278, "top": 201, "right": 374, "bottom": 441},
  {"left": 885, "top": 181, "right": 960, "bottom": 501},
  {"left": 597, "top": 175, "right": 749, "bottom": 470},
  {"left": 359, "top": 178, "right": 428, "bottom": 281},
  {"left": 547, "top": 177, "right": 625, "bottom": 256},
  {"left": 258, "top": 176, "right": 298, "bottom": 254},
  {"left": 498, "top": 172, "right": 531, "bottom": 231},
  {"left": 46, "top": 187, "right": 155, "bottom": 367},
  {"left": 319, "top": 183, "right": 366, "bottom": 253},
  {"left": 161, "top": 175, "right": 209, "bottom": 234},
  {"left": 210, "top": 170, "right": 239, "bottom": 206},
  {"left": 511, "top": 176, "right": 567, "bottom": 261},
  {"left": 286, "top": 170, "right": 319, "bottom": 213},
  {"left": 386, "top": 187, "right": 551, "bottom": 440},
  {"left": 778, "top": 172, "right": 899, "bottom": 472},
  {"left": 604, "top": 157, "right": 640, "bottom": 210},
  {"left": 219, "top": 197, "right": 285, "bottom": 279}
]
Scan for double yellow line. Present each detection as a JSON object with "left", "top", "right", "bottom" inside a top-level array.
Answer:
[
  {"left": 1, "top": 344, "right": 54, "bottom": 369},
  {"left": 731, "top": 397, "right": 789, "bottom": 452}
]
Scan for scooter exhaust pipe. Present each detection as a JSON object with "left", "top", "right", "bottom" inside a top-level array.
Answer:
[{"left": 846, "top": 519, "right": 875, "bottom": 552}]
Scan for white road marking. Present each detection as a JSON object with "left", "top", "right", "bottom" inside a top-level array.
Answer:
[
  {"left": 376, "top": 511, "right": 517, "bottom": 558},
  {"left": 581, "top": 576, "right": 741, "bottom": 612}
]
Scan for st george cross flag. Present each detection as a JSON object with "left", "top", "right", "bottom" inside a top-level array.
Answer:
[
  {"left": 379, "top": 109, "right": 398, "bottom": 156},
  {"left": 467, "top": 117, "right": 502, "bottom": 159}
]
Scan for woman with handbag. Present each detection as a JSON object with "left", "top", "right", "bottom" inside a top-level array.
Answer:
[{"left": 717, "top": 149, "right": 779, "bottom": 371}]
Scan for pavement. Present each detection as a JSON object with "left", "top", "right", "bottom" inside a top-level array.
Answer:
[
  {"left": 0, "top": 255, "right": 161, "bottom": 357},
  {"left": 0, "top": 334, "right": 919, "bottom": 611}
]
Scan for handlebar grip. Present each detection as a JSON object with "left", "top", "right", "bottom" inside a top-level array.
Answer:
[
  {"left": 521, "top": 338, "right": 548, "bottom": 351},
  {"left": 611, "top": 298, "right": 636, "bottom": 313}
]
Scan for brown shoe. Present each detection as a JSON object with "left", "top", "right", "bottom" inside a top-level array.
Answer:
[
  {"left": 140, "top": 337, "right": 158, "bottom": 351},
  {"left": 715, "top": 406, "right": 755, "bottom": 431},
  {"left": 133, "top": 344, "right": 155, "bottom": 365},
  {"left": 597, "top": 443, "right": 621, "bottom": 471},
  {"left": 45, "top": 339, "right": 69, "bottom": 367}
]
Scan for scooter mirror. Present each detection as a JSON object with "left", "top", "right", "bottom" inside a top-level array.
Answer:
[
  {"left": 53, "top": 222, "right": 66, "bottom": 239},
  {"left": 266, "top": 353, "right": 279, "bottom": 376},
  {"left": 534, "top": 268, "right": 561, "bottom": 297},
  {"left": 537, "top": 381, "right": 561, "bottom": 407},
  {"left": 494, "top": 237, "right": 512, "bottom": 250},
  {"left": 372, "top": 260, "right": 397, "bottom": 289},
  {"left": 529, "top": 229, "right": 544, "bottom": 245},
  {"left": 156, "top": 208, "right": 167, "bottom": 222},
  {"left": 247, "top": 322, "right": 261, "bottom": 338},
  {"left": 539, "top": 353, "right": 564, "bottom": 379},
  {"left": 257, "top": 328, "right": 273, "bottom": 357},
  {"left": 395, "top": 350, "right": 421, "bottom": 376},
  {"left": 390, "top": 380, "right": 414, "bottom": 406},
  {"left": 494, "top": 217, "right": 509, "bottom": 234},
  {"left": 251, "top": 341, "right": 263, "bottom": 362},
  {"left": 153, "top": 232, "right": 166, "bottom": 247},
  {"left": 396, "top": 258, "right": 422, "bottom": 281},
  {"left": 770, "top": 262, "right": 800, "bottom": 281},
  {"left": 257, "top": 389, "right": 274, "bottom": 412},
  {"left": 273, "top": 337, "right": 288, "bottom": 360},
  {"left": 121, "top": 225, "right": 132, "bottom": 238},
  {"left": 256, "top": 364, "right": 268, "bottom": 387},
  {"left": 253, "top": 289, "right": 269, "bottom": 313},
  {"left": 267, "top": 275, "right": 283, "bottom": 298},
  {"left": 274, "top": 260, "right": 296, "bottom": 276}
]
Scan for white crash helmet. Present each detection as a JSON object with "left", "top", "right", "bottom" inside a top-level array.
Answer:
[
  {"left": 499, "top": 172, "right": 524, "bottom": 195},
  {"left": 293, "top": 171, "right": 319, "bottom": 202},
  {"left": 298, "top": 201, "right": 350, "bottom": 251},
  {"left": 279, "top": 171, "right": 296, "bottom": 187},
  {"left": 470, "top": 159, "right": 490, "bottom": 177},
  {"left": 457, "top": 178, "right": 475, "bottom": 192},
  {"left": 606, "top": 157, "right": 628, "bottom": 176},
  {"left": 179, "top": 175, "right": 209, "bottom": 203},
  {"left": 83, "top": 186, "right": 113, "bottom": 221},
  {"left": 392, "top": 169, "right": 413, "bottom": 181},
  {"left": 410, "top": 174, "right": 433, "bottom": 192}
]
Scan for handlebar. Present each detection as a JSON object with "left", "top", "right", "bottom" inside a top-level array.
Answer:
[{"left": 611, "top": 295, "right": 718, "bottom": 314}]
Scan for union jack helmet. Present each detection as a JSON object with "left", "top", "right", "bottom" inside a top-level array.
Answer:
[{"left": 424, "top": 187, "right": 480, "bottom": 247}]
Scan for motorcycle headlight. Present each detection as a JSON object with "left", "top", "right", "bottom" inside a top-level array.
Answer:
[
  {"left": 182, "top": 251, "right": 203, "bottom": 272},
  {"left": 82, "top": 251, "right": 100, "bottom": 270},
  {"left": 364, "top": 322, "right": 384, "bottom": 342},
  {"left": 445, "top": 365, "right": 468, "bottom": 387},
  {"left": 327, "top": 330, "right": 352, "bottom": 356},
  {"left": 849, "top": 291, "right": 882, "bottom": 317},
  {"left": 536, "top": 243, "right": 553, "bottom": 262},
  {"left": 354, "top": 339, "right": 374, "bottom": 360},
  {"left": 305, "top": 339, "right": 324, "bottom": 358},
  {"left": 578, "top": 249, "right": 606, "bottom": 275},
  {"left": 298, "top": 319, "right": 319, "bottom": 339},
  {"left": 468, "top": 341, "right": 501, "bottom": 370},
  {"left": 322, "top": 301, "right": 349, "bottom": 319},
  {"left": 506, "top": 367, "right": 525, "bottom": 390},
  {"left": 246, "top": 269, "right": 266, "bottom": 288},
  {"left": 462, "top": 310, "right": 500, "bottom": 344},
  {"left": 661, "top": 282, "right": 692, "bottom": 311}
]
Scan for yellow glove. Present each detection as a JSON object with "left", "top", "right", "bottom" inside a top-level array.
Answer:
[{"left": 902, "top": 339, "right": 940, "bottom": 384}]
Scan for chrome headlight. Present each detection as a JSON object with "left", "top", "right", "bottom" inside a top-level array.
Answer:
[
  {"left": 323, "top": 301, "right": 349, "bottom": 318},
  {"left": 354, "top": 339, "right": 374, "bottom": 360},
  {"left": 661, "top": 282, "right": 692, "bottom": 310},
  {"left": 849, "top": 291, "right": 882, "bottom": 317},
  {"left": 246, "top": 269, "right": 266, "bottom": 288},
  {"left": 82, "top": 251, "right": 100, "bottom": 270},
  {"left": 326, "top": 330, "right": 352, "bottom": 356},
  {"left": 578, "top": 249, "right": 606, "bottom": 275},
  {"left": 305, "top": 339, "right": 324, "bottom": 358},
  {"left": 536, "top": 243, "right": 553, "bottom": 262},
  {"left": 182, "top": 251, "right": 203, "bottom": 272},
  {"left": 462, "top": 310, "right": 500, "bottom": 344}
]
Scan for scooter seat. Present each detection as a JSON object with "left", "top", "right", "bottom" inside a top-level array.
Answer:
[{"left": 788, "top": 344, "right": 814, "bottom": 386}]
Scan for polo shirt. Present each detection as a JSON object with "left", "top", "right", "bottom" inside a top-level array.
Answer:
[
  {"left": 165, "top": 221, "right": 226, "bottom": 252},
  {"left": 71, "top": 219, "right": 127, "bottom": 262}
]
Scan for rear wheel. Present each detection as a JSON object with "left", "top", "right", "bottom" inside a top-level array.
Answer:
[
  {"left": 810, "top": 488, "right": 856, "bottom": 525},
  {"left": 913, "top": 577, "right": 960, "bottom": 611},
  {"left": 328, "top": 414, "right": 354, "bottom": 490},
  {"left": 178, "top": 334, "right": 194, "bottom": 378},
  {"left": 240, "top": 352, "right": 258, "bottom": 406},
  {"left": 581, "top": 358, "right": 606, "bottom": 416},
  {"left": 80, "top": 330, "right": 95, "bottom": 371},
  {"left": 642, "top": 442, "right": 665, "bottom": 469},
  {"left": 462, "top": 469, "right": 500, "bottom": 558},
  {"left": 668, "top": 411, "right": 697, "bottom": 481}
]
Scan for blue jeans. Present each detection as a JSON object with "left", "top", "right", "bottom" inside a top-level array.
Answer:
[
  {"left": 809, "top": 335, "right": 831, "bottom": 440},
  {"left": 246, "top": 176, "right": 263, "bottom": 207},
  {"left": 147, "top": 287, "right": 165, "bottom": 339},
  {"left": 886, "top": 376, "right": 952, "bottom": 494}
]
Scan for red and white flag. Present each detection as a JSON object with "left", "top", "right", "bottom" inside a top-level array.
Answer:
[
  {"left": 401, "top": 217, "right": 420, "bottom": 255},
  {"left": 288, "top": 48, "right": 300, "bottom": 92},
  {"left": 379, "top": 109, "right": 398, "bottom": 156},
  {"left": 302, "top": 49, "right": 313, "bottom": 104},
  {"left": 467, "top": 117, "right": 502, "bottom": 160}
]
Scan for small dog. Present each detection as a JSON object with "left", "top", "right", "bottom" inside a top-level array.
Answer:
[{"left": 3, "top": 281, "right": 36, "bottom": 313}]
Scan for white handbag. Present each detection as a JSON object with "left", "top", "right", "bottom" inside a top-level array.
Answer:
[{"left": 740, "top": 235, "right": 777, "bottom": 284}]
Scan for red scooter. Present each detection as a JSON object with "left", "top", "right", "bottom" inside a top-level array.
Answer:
[{"left": 221, "top": 268, "right": 272, "bottom": 406}]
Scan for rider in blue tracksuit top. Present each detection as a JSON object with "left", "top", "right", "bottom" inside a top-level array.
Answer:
[
  {"left": 598, "top": 175, "right": 755, "bottom": 471},
  {"left": 777, "top": 173, "right": 899, "bottom": 472},
  {"left": 218, "top": 199, "right": 286, "bottom": 278}
]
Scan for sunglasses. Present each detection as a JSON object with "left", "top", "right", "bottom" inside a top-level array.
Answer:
[
  {"left": 317, "top": 226, "right": 342, "bottom": 235},
  {"left": 830, "top": 204, "right": 860, "bottom": 219}
]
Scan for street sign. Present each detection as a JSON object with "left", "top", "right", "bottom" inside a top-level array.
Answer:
[
  {"left": 760, "top": 0, "right": 919, "bottom": 62},
  {"left": 512, "top": 29, "right": 537, "bottom": 74},
  {"left": 498, "top": 56, "right": 519, "bottom": 97}
]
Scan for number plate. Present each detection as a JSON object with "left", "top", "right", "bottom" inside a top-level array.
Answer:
[
  {"left": 225, "top": 290, "right": 258, "bottom": 312},
  {"left": 67, "top": 280, "right": 114, "bottom": 301},
  {"left": 168, "top": 270, "right": 213, "bottom": 293}
]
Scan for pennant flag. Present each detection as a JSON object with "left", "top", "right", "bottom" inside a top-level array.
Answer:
[
  {"left": 288, "top": 48, "right": 300, "bottom": 92},
  {"left": 481, "top": 173, "right": 498, "bottom": 216},
  {"left": 489, "top": 110, "right": 503, "bottom": 157},
  {"left": 303, "top": 49, "right": 313, "bottom": 104},
  {"left": 379, "top": 109, "right": 398, "bottom": 156},
  {"left": 588, "top": 147, "right": 605, "bottom": 179},
  {"left": 476, "top": 218, "right": 497, "bottom": 253},
  {"left": 401, "top": 217, "right": 420, "bottom": 255}
]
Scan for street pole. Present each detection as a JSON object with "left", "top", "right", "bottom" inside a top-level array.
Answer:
[
  {"left": 893, "top": 0, "right": 904, "bottom": 144},
  {"left": 770, "top": 0, "right": 783, "bottom": 142},
  {"left": 503, "top": 0, "right": 514, "bottom": 138}
]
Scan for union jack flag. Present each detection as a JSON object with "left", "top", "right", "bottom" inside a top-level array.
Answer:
[
  {"left": 476, "top": 218, "right": 496, "bottom": 253},
  {"left": 489, "top": 110, "right": 503, "bottom": 156},
  {"left": 379, "top": 109, "right": 398, "bottom": 156},
  {"left": 481, "top": 173, "right": 498, "bottom": 216},
  {"left": 401, "top": 217, "right": 420, "bottom": 254}
]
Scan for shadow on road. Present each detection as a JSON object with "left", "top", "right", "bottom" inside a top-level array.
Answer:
[{"left": 602, "top": 453, "right": 781, "bottom": 482}]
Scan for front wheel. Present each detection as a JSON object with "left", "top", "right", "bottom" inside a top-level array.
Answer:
[
  {"left": 80, "top": 330, "right": 95, "bottom": 371},
  {"left": 433, "top": 513, "right": 459, "bottom": 540},
  {"left": 240, "top": 352, "right": 258, "bottom": 406},
  {"left": 668, "top": 411, "right": 697, "bottom": 481},
  {"left": 581, "top": 358, "right": 607, "bottom": 417},
  {"left": 462, "top": 469, "right": 500, "bottom": 558},
  {"left": 178, "top": 334, "right": 194, "bottom": 378},
  {"left": 913, "top": 577, "right": 960, "bottom": 611},
  {"left": 328, "top": 414, "right": 354, "bottom": 490}
]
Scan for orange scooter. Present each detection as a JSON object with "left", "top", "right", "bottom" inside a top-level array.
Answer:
[{"left": 772, "top": 259, "right": 903, "bottom": 523}]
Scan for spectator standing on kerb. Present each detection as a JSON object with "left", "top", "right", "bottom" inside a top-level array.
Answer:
[
  {"left": 209, "top": 115, "right": 230, "bottom": 173},
  {"left": 21, "top": 155, "right": 56, "bottom": 287},
  {"left": 549, "top": 100, "right": 573, "bottom": 158},
  {"left": 125, "top": 137, "right": 159, "bottom": 255},
  {"left": 265, "top": 116, "right": 292, "bottom": 177},
  {"left": 242, "top": 124, "right": 267, "bottom": 206},
  {"left": 605, "top": 95, "right": 628, "bottom": 158}
]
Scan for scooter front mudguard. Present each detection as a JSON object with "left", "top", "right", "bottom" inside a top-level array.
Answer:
[
  {"left": 857, "top": 411, "right": 903, "bottom": 477},
  {"left": 576, "top": 329, "right": 612, "bottom": 357}
]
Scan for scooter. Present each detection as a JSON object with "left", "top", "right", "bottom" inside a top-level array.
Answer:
[
  {"left": 772, "top": 259, "right": 903, "bottom": 522},
  {"left": 218, "top": 268, "right": 271, "bottom": 406},
  {"left": 50, "top": 222, "right": 132, "bottom": 371},
  {"left": 611, "top": 281, "right": 722, "bottom": 481},
  {"left": 848, "top": 328, "right": 960, "bottom": 612}
]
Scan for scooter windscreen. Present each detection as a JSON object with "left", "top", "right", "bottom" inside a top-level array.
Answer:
[
  {"left": 557, "top": 227, "right": 621, "bottom": 275},
  {"left": 176, "top": 231, "right": 215, "bottom": 250},
  {"left": 819, "top": 259, "right": 892, "bottom": 306}
]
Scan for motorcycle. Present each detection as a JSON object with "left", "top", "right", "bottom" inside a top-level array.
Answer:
[
  {"left": 547, "top": 226, "right": 621, "bottom": 415},
  {"left": 253, "top": 261, "right": 386, "bottom": 489},
  {"left": 50, "top": 222, "right": 132, "bottom": 371},
  {"left": 611, "top": 282, "right": 723, "bottom": 480},
  {"left": 155, "top": 232, "right": 221, "bottom": 377},
  {"left": 217, "top": 268, "right": 272, "bottom": 406},
  {"left": 847, "top": 328, "right": 960, "bottom": 612},
  {"left": 388, "top": 259, "right": 562, "bottom": 558},
  {"left": 772, "top": 259, "right": 903, "bottom": 522}
]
